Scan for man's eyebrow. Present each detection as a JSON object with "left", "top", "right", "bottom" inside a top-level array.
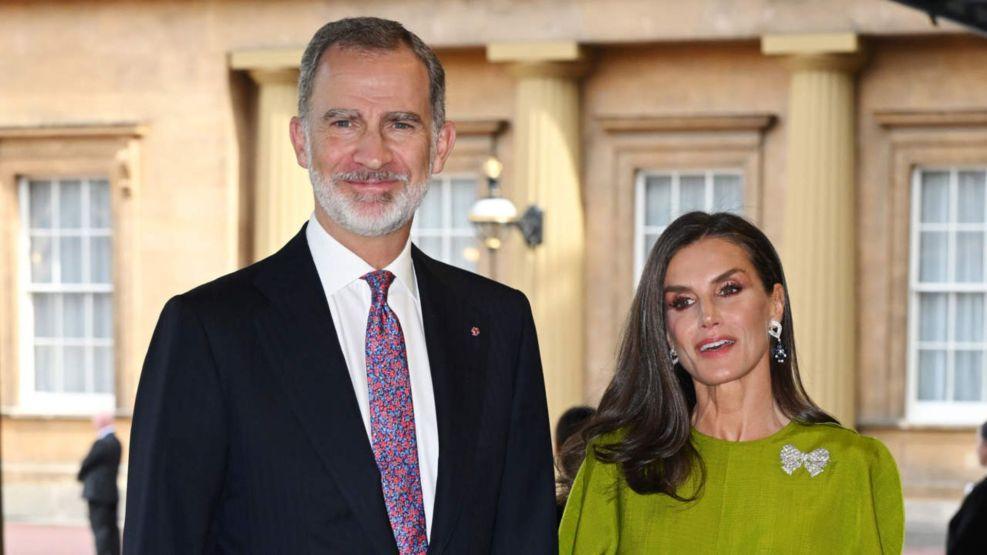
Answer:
[
  {"left": 386, "top": 111, "right": 424, "bottom": 123},
  {"left": 320, "top": 108, "right": 360, "bottom": 121},
  {"left": 662, "top": 268, "right": 747, "bottom": 294}
]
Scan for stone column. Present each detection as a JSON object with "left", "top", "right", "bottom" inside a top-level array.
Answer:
[
  {"left": 248, "top": 68, "right": 313, "bottom": 261},
  {"left": 762, "top": 34, "right": 863, "bottom": 426},
  {"left": 488, "top": 42, "right": 587, "bottom": 430}
]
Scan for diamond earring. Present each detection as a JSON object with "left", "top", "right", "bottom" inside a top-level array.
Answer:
[
  {"left": 768, "top": 319, "right": 787, "bottom": 364},
  {"left": 669, "top": 346, "right": 679, "bottom": 366}
]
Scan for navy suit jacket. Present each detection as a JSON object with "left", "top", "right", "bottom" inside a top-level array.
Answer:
[
  {"left": 78, "top": 432, "right": 121, "bottom": 504},
  {"left": 123, "top": 225, "right": 557, "bottom": 554}
]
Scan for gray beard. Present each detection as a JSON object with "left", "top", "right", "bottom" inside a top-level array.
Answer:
[{"left": 309, "top": 166, "right": 429, "bottom": 237}]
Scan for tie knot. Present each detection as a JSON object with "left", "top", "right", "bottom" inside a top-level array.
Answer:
[{"left": 362, "top": 270, "right": 396, "bottom": 305}]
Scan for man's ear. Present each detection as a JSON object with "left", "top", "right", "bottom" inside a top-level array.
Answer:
[
  {"left": 430, "top": 121, "right": 457, "bottom": 174},
  {"left": 289, "top": 116, "right": 310, "bottom": 169}
]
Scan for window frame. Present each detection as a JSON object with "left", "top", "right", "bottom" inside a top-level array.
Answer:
[
  {"left": 17, "top": 176, "right": 116, "bottom": 413},
  {"left": 411, "top": 173, "right": 482, "bottom": 272},
  {"left": 633, "top": 168, "right": 745, "bottom": 282},
  {"left": 906, "top": 165, "right": 987, "bottom": 424}
]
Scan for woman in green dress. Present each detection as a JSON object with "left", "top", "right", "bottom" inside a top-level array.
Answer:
[{"left": 559, "top": 212, "right": 903, "bottom": 554}]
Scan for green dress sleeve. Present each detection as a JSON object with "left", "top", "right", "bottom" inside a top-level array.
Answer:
[
  {"left": 558, "top": 447, "right": 620, "bottom": 554},
  {"left": 867, "top": 437, "right": 905, "bottom": 554}
]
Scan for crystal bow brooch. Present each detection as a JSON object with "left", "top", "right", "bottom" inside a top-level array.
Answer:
[{"left": 780, "top": 444, "right": 830, "bottom": 477}]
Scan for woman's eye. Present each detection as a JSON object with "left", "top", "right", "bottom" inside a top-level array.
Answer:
[
  {"left": 668, "top": 297, "right": 694, "bottom": 311},
  {"left": 719, "top": 283, "right": 742, "bottom": 296}
]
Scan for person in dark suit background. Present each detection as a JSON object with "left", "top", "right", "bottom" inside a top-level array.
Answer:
[
  {"left": 123, "top": 17, "right": 556, "bottom": 554},
  {"left": 947, "top": 420, "right": 987, "bottom": 554},
  {"left": 78, "top": 412, "right": 121, "bottom": 555}
]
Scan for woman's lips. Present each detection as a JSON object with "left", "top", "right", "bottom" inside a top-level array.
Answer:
[{"left": 695, "top": 337, "right": 737, "bottom": 358}]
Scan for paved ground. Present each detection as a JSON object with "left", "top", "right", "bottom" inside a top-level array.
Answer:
[
  {"left": 5, "top": 523, "right": 95, "bottom": 555},
  {"left": 0, "top": 522, "right": 948, "bottom": 554}
]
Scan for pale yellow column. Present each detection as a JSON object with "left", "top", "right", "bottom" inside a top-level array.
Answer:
[
  {"left": 249, "top": 68, "right": 313, "bottom": 261},
  {"left": 488, "top": 43, "right": 587, "bottom": 430},
  {"left": 763, "top": 34, "right": 863, "bottom": 426}
]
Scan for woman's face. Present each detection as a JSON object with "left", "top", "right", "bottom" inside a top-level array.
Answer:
[{"left": 663, "top": 237, "right": 784, "bottom": 388}]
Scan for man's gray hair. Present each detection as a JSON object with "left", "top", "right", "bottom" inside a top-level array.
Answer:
[{"left": 297, "top": 17, "right": 446, "bottom": 133}]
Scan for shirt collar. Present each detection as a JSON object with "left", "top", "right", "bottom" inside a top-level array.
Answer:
[
  {"left": 306, "top": 213, "right": 419, "bottom": 301},
  {"left": 97, "top": 425, "right": 114, "bottom": 440}
]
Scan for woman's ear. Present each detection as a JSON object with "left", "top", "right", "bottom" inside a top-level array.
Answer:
[{"left": 770, "top": 283, "right": 785, "bottom": 322}]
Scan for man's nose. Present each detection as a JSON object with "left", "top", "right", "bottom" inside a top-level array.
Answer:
[{"left": 352, "top": 129, "right": 391, "bottom": 170}]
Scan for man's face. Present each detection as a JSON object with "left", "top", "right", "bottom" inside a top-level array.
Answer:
[{"left": 290, "top": 44, "right": 455, "bottom": 237}]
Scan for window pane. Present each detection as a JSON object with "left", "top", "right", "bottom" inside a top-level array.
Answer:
[
  {"left": 34, "top": 345, "right": 56, "bottom": 392},
  {"left": 62, "top": 346, "right": 87, "bottom": 392},
  {"left": 919, "top": 293, "right": 948, "bottom": 342},
  {"left": 918, "top": 350, "right": 947, "bottom": 401},
  {"left": 417, "top": 183, "right": 442, "bottom": 229},
  {"left": 713, "top": 174, "right": 743, "bottom": 214},
  {"left": 62, "top": 293, "right": 86, "bottom": 338},
  {"left": 32, "top": 293, "right": 57, "bottom": 338},
  {"left": 958, "top": 171, "right": 986, "bottom": 223},
  {"left": 93, "top": 347, "right": 113, "bottom": 394},
  {"left": 59, "top": 236, "right": 83, "bottom": 283},
  {"left": 954, "top": 351, "right": 983, "bottom": 402},
  {"left": 30, "top": 236, "right": 53, "bottom": 283},
  {"left": 93, "top": 294, "right": 113, "bottom": 339},
  {"left": 679, "top": 174, "right": 705, "bottom": 213},
  {"left": 919, "top": 231, "right": 948, "bottom": 282},
  {"left": 90, "top": 180, "right": 112, "bottom": 228},
  {"left": 956, "top": 293, "right": 985, "bottom": 343},
  {"left": 955, "top": 232, "right": 984, "bottom": 283},
  {"left": 59, "top": 180, "right": 83, "bottom": 229},
  {"left": 644, "top": 175, "right": 672, "bottom": 227},
  {"left": 450, "top": 237, "right": 478, "bottom": 272},
  {"left": 91, "top": 236, "right": 112, "bottom": 284},
  {"left": 29, "top": 181, "right": 53, "bottom": 229},
  {"left": 450, "top": 179, "right": 475, "bottom": 230},
  {"left": 416, "top": 236, "right": 442, "bottom": 261},
  {"left": 920, "top": 171, "right": 950, "bottom": 223}
]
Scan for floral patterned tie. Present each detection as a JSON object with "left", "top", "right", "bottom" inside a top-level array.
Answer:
[{"left": 362, "top": 270, "right": 428, "bottom": 554}]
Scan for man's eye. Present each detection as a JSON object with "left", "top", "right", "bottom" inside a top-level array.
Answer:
[
  {"left": 668, "top": 297, "right": 694, "bottom": 311},
  {"left": 393, "top": 121, "right": 414, "bottom": 130},
  {"left": 330, "top": 120, "right": 351, "bottom": 128}
]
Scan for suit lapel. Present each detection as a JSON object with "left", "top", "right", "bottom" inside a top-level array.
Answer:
[
  {"left": 413, "top": 248, "right": 489, "bottom": 553},
  {"left": 252, "top": 227, "right": 397, "bottom": 554}
]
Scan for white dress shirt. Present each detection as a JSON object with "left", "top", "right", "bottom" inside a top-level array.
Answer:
[{"left": 305, "top": 214, "right": 439, "bottom": 538}]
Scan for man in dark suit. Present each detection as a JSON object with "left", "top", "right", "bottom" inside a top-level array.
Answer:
[
  {"left": 78, "top": 412, "right": 121, "bottom": 555},
  {"left": 123, "top": 17, "right": 556, "bottom": 554}
]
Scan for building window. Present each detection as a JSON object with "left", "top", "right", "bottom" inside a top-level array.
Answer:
[
  {"left": 412, "top": 175, "right": 480, "bottom": 272},
  {"left": 634, "top": 170, "right": 744, "bottom": 279},
  {"left": 19, "top": 177, "right": 114, "bottom": 410},
  {"left": 909, "top": 167, "right": 987, "bottom": 423}
]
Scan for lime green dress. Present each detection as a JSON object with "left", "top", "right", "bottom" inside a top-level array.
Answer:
[{"left": 559, "top": 422, "right": 903, "bottom": 554}]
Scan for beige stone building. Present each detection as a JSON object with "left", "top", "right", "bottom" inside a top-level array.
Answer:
[{"left": 2, "top": 0, "right": 986, "bottom": 547}]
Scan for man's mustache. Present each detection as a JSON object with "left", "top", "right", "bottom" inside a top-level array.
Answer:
[{"left": 332, "top": 170, "right": 410, "bottom": 184}]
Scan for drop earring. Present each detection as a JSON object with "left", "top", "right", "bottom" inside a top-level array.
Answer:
[
  {"left": 669, "top": 346, "right": 679, "bottom": 366},
  {"left": 768, "top": 319, "right": 787, "bottom": 364}
]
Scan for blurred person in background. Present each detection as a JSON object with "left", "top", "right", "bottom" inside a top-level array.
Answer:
[
  {"left": 559, "top": 211, "right": 903, "bottom": 553},
  {"left": 555, "top": 405, "right": 596, "bottom": 524},
  {"left": 946, "top": 420, "right": 987, "bottom": 553},
  {"left": 123, "top": 16, "right": 555, "bottom": 554},
  {"left": 77, "top": 412, "right": 121, "bottom": 555}
]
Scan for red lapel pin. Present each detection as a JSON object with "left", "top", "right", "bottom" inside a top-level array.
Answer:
[{"left": 470, "top": 326, "right": 480, "bottom": 337}]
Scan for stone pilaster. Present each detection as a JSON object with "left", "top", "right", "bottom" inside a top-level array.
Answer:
[
  {"left": 488, "top": 42, "right": 587, "bottom": 429},
  {"left": 763, "top": 34, "right": 864, "bottom": 426}
]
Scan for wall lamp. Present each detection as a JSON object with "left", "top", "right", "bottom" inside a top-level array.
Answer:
[{"left": 468, "top": 156, "right": 544, "bottom": 250}]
